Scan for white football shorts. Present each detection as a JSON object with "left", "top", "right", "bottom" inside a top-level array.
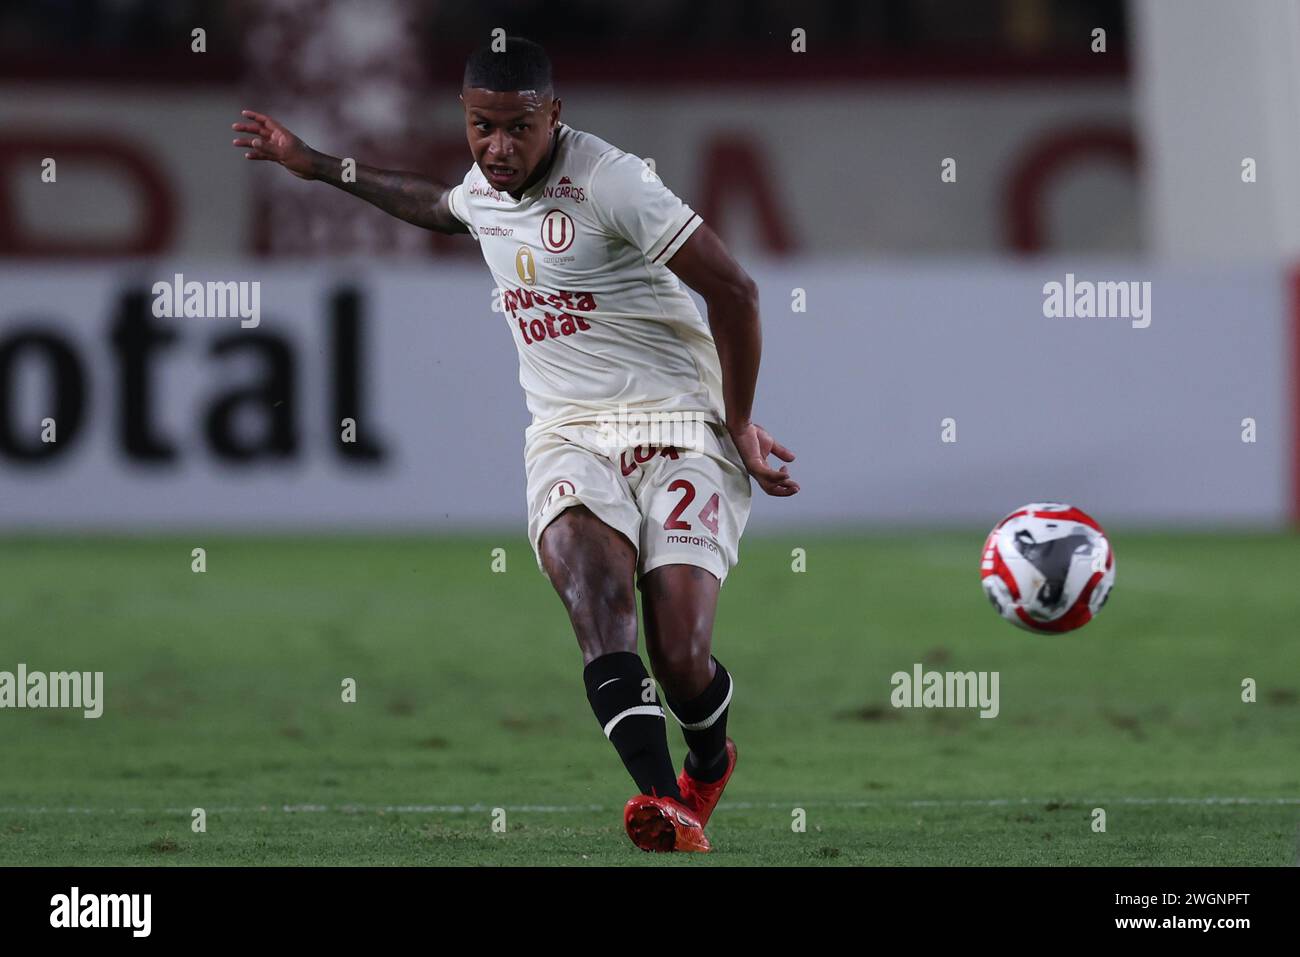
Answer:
[{"left": 525, "top": 419, "right": 752, "bottom": 584}]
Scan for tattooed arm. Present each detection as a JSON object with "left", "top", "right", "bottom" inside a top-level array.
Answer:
[{"left": 232, "top": 109, "right": 468, "bottom": 235}]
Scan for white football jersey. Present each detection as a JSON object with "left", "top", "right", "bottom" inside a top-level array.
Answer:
[{"left": 446, "top": 123, "right": 724, "bottom": 438}]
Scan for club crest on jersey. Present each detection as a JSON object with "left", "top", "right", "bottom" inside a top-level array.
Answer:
[
  {"left": 515, "top": 246, "right": 538, "bottom": 286},
  {"left": 541, "top": 210, "right": 576, "bottom": 253}
]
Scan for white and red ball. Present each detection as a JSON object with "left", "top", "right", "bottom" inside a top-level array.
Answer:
[{"left": 980, "top": 503, "right": 1115, "bottom": 634}]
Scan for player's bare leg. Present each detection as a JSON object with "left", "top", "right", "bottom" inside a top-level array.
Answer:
[
  {"left": 641, "top": 564, "right": 719, "bottom": 698},
  {"left": 641, "top": 564, "right": 738, "bottom": 826},
  {"left": 539, "top": 505, "right": 708, "bottom": 851},
  {"left": 539, "top": 505, "right": 640, "bottom": 665}
]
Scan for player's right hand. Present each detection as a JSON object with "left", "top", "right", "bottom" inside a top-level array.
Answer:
[
  {"left": 231, "top": 110, "right": 316, "bottom": 179},
  {"left": 729, "top": 422, "right": 799, "bottom": 497}
]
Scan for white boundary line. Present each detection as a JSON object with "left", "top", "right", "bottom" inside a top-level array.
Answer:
[{"left": 1, "top": 797, "right": 1298, "bottom": 815}]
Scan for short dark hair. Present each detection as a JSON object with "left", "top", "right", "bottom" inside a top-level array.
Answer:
[{"left": 462, "top": 36, "right": 553, "bottom": 95}]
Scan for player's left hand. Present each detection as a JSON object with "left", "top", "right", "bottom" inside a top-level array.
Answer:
[{"left": 729, "top": 422, "right": 799, "bottom": 496}]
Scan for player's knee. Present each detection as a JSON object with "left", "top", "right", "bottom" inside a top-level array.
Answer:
[
  {"left": 562, "top": 573, "right": 638, "bottom": 658},
  {"left": 556, "top": 567, "right": 636, "bottom": 625},
  {"left": 541, "top": 522, "right": 638, "bottom": 654},
  {"left": 648, "top": 618, "right": 713, "bottom": 687}
]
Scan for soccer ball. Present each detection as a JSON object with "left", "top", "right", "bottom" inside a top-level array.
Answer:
[{"left": 980, "top": 503, "right": 1115, "bottom": 634}]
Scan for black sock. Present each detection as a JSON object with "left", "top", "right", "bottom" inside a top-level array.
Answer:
[
  {"left": 583, "top": 651, "right": 682, "bottom": 802},
  {"left": 665, "top": 657, "right": 732, "bottom": 783}
]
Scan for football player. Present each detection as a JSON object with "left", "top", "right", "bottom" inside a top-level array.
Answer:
[{"left": 233, "top": 36, "right": 798, "bottom": 852}]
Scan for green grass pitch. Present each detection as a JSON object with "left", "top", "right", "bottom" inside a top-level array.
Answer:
[{"left": 1, "top": 531, "right": 1297, "bottom": 866}]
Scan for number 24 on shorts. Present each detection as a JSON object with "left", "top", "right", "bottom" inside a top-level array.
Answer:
[{"left": 665, "top": 480, "right": 720, "bottom": 535}]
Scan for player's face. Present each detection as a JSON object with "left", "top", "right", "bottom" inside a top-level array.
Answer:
[{"left": 461, "top": 88, "right": 561, "bottom": 194}]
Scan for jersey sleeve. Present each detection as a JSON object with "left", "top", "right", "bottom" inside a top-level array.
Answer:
[
  {"left": 589, "top": 150, "right": 702, "bottom": 265},
  {"left": 446, "top": 166, "right": 479, "bottom": 240}
]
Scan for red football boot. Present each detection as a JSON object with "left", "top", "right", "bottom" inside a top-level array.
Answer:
[
  {"left": 678, "top": 738, "right": 738, "bottom": 827},
  {"left": 623, "top": 793, "right": 711, "bottom": 853}
]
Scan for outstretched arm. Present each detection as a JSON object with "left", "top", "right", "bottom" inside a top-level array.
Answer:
[
  {"left": 666, "top": 224, "right": 799, "bottom": 497},
  {"left": 232, "top": 110, "right": 467, "bottom": 234}
]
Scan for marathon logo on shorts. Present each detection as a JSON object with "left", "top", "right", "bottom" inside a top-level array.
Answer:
[{"left": 665, "top": 533, "right": 719, "bottom": 554}]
